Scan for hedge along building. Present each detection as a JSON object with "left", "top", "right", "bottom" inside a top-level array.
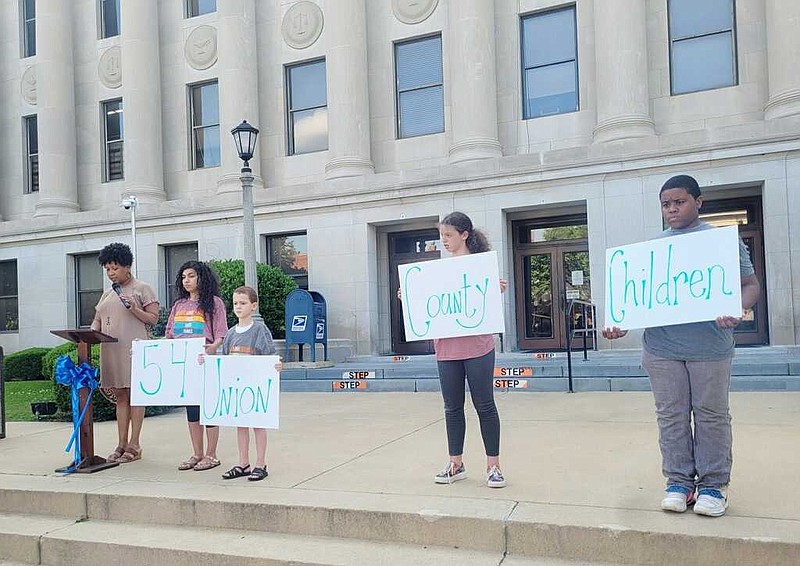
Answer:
[{"left": 0, "top": 0, "right": 799, "bottom": 357}]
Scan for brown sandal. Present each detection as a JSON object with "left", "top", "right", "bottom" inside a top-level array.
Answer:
[
  {"left": 118, "top": 446, "right": 142, "bottom": 463},
  {"left": 107, "top": 446, "right": 125, "bottom": 463},
  {"left": 178, "top": 455, "right": 201, "bottom": 471},
  {"left": 193, "top": 456, "right": 221, "bottom": 471}
]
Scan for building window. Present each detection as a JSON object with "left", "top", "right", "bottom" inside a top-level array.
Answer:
[
  {"left": 669, "top": 0, "right": 737, "bottom": 95},
  {"left": 189, "top": 80, "right": 220, "bottom": 169},
  {"left": 286, "top": 59, "right": 328, "bottom": 155},
  {"left": 100, "top": 0, "right": 120, "bottom": 38},
  {"left": 76, "top": 253, "right": 102, "bottom": 328},
  {"left": 521, "top": 6, "right": 579, "bottom": 119},
  {"left": 266, "top": 233, "right": 308, "bottom": 290},
  {"left": 395, "top": 35, "right": 444, "bottom": 138},
  {"left": 21, "top": 0, "right": 35, "bottom": 57},
  {"left": 164, "top": 243, "right": 198, "bottom": 306},
  {"left": 187, "top": 0, "right": 216, "bottom": 18},
  {"left": 0, "top": 260, "right": 19, "bottom": 332},
  {"left": 23, "top": 115, "right": 38, "bottom": 194},
  {"left": 102, "top": 99, "right": 123, "bottom": 182}
]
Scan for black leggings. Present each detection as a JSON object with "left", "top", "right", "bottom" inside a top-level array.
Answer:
[{"left": 437, "top": 350, "right": 500, "bottom": 457}]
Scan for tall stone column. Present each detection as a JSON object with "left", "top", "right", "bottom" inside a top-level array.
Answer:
[
  {"left": 35, "top": 0, "right": 79, "bottom": 216},
  {"left": 121, "top": 0, "right": 166, "bottom": 202},
  {"left": 592, "top": 0, "right": 655, "bottom": 143},
  {"left": 765, "top": 0, "right": 800, "bottom": 119},
  {"left": 448, "top": 0, "right": 502, "bottom": 163},
  {"left": 217, "top": 0, "right": 262, "bottom": 194},
  {"left": 325, "top": 0, "right": 374, "bottom": 179}
]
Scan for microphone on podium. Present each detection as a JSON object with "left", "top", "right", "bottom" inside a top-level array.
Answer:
[{"left": 111, "top": 283, "right": 131, "bottom": 309}]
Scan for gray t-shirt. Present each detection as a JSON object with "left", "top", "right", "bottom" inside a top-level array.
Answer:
[
  {"left": 221, "top": 321, "right": 277, "bottom": 357},
  {"left": 642, "top": 222, "right": 755, "bottom": 361}
]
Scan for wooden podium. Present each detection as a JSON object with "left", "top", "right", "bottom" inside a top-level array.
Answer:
[{"left": 51, "top": 329, "right": 119, "bottom": 474}]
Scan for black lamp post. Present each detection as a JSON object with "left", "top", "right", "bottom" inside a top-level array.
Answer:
[{"left": 231, "top": 120, "right": 261, "bottom": 321}]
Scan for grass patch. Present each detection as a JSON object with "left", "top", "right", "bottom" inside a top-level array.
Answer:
[{"left": 3, "top": 380, "right": 56, "bottom": 422}]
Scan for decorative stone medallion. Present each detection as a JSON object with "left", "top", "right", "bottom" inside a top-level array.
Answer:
[
  {"left": 98, "top": 46, "right": 122, "bottom": 89},
  {"left": 185, "top": 25, "right": 218, "bottom": 70},
  {"left": 282, "top": 1, "right": 324, "bottom": 49},
  {"left": 21, "top": 66, "right": 37, "bottom": 105},
  {"left": 392, "top": 0, "right": 438, "bottom": 24}
]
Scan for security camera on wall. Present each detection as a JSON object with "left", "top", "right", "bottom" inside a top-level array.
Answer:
[{"left": 120, "top": 195, "right": 138, "bottom": 210}]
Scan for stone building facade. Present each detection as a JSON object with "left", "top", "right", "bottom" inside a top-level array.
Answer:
[{"left": 0, "top": 0, "right": 798, "bottom": 355}]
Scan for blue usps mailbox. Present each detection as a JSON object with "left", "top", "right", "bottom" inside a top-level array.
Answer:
[{"left": 284, "top": 289, "right": 328, "bottom": 362}]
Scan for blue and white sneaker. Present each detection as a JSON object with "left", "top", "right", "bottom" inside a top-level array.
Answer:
[
  {"left": 694, "top": 488, "right": 728, "bottom": 517},
  {"left": 486, "top": 465, "right": 506, "bottom": 488},
  {"left": 434, "top": 461, "right": 466, "bottom": 484},
  {"left": 661, "top": 484, "right": 696, "bottom": 513}
]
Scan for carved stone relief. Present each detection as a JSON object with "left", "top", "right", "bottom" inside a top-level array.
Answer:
[
  {"left": 185, "top": 25, "right": 218, "bottom": 70},
  {"left": 282, "top": 2, "right": 324, "bottom": 49},
  {"left": 99, "top": 46, "right": 122, "bottom": 89},
  {"left": 392, "top": 0, "right": 438, "bottom": 24},
  {"left": 21, "top": 66, "right": 37, "bottom": 105}
]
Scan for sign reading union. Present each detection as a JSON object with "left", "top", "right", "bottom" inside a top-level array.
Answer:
[
  {"left": 604, "top": 226, "right": 743, "bottom": 331},
  {"left": 398, "top": 251, "right": 505, "bottom": 341}
]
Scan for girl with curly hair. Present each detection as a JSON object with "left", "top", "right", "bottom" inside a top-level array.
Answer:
[{"left": 166, "top": 260, "right": 228, "bottom": 471}]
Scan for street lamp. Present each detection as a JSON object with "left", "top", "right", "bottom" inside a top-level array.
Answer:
[
  {"left": 231, "top": 120, "right": 261, "bottom": 321},
  {"left": 121, "top": 194, "right": 139, "bottom": 277}
]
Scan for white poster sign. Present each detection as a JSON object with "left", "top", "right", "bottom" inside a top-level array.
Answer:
[
  {"left": 200, "top": 355, "right": 280, "bottom": 428},
  {"left": 131, "top": 338, "right": 205, "bottom": 406},
  {"left": 604, "top": 226, "right": 742, "bottom": 330},
  {"left": 398, "top": 251, "right": 505, "bottom": 341}
]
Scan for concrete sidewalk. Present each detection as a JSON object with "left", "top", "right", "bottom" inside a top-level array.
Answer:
[{"left": 1, "top": 391, "right": 799, "bottom": 564}]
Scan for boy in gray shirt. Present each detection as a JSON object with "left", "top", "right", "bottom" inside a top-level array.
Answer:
[{"left": 603, "top": 175, "right": 760, "bottom": 517}]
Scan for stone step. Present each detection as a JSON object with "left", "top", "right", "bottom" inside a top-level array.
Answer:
[
  {"left": 2, "top": 479, "right": 799, "bottom": 566},
  {"left": 1, "top": 513, "right": 629, "bottom": 566}
]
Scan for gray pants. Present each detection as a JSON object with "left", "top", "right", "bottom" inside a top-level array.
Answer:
[{"left": 642, "top": 349, "right": 733, "bottom": 491}]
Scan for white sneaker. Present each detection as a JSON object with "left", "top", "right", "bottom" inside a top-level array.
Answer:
[
  {"left": 434, "top": 461, "right": 466, "bottom": 484},
  {"left": 660, "top": 485, "right": 696, "bottom": 513},
  {"left": 486, "top": 465, "right": 506, "bottom": 488},
  {"left": 694, "top": 488, "right": 728, "bottom": 517}
]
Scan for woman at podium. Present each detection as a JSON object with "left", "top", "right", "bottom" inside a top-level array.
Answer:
[{"left": 90, "top": 243, "right": 159, "bottom": 464}]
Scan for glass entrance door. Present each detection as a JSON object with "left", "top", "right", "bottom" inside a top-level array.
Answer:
[
  {"left": 513, "top": 216, "right": 591, "bottom": 351},
  {"left": 389, "top": 229, "right": 441, "bottom": 355}
]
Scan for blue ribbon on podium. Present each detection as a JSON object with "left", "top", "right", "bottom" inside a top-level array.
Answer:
[{"left": 55, "top": 355, "right": 99, "bottom": 473}]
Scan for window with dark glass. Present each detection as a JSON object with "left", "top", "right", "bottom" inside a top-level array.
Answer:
[
  {"left": 266, "top": 233, "right": 308, "bottom": 290},
  {"left": 189, "top": 81, "right": 220, "bottom": 169},
  {"left": 286, "top": 60, "right": 328, "bottom": 155},
  {"left": 187, "top": 0, "right": 216, "bottom": 18},
  {"left": 24, "top": 115, "right": 38, "bottom": 194},
  {"left": 0, "top": 260, "right": 19, "bottom": 332},
  {"left": 103, "top": 99, "right": 123, "bottom": 182},
  {"left": 395, "top": 35, "right": 444, "bottom": 138},
  {"left": 521, "top": 6, "right": 579, "bottom": 119},
  {"left": 164, "top": 243, "right": 198, "bottom": 306},
  {"left": 76, "top": 253, "right": 102, "bottom": 328},
  {"left": 100, "top": 0, "right": 120, "bottom": 38},
  {"left": 669, "top": 0, "right": 737, "bottom": 94},
  {"left": 22, "top": 0, "right": 36, "bottom": 57}
]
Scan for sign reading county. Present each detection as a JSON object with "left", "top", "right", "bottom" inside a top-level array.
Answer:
[
  {"left": 131, "top": 338, "right": 205, "bottom": 406},
  {"left": 200, "top": 355, "right": 280, "bottom": 428},
  {"left": 605, "top": 225, "right": 742, "bottom": 330},
  {"left": 398, "top": 251, "right": 504, "bottom": 341}
]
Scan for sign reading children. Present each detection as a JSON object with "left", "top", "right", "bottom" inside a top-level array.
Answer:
[
  {"left": 398, "top": 251, "right": 505, "bottom": 341},
  {"left": 131, "top": 338, "right": 205, "bottom": 406},
  {"left": 200, "top": 355, "right": 280, "bottom": 429},
  {"left": 605, "top": 225, "right": 742, "bottom": 330}
]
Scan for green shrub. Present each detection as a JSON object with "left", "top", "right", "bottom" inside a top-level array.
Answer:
[
  {"left": 150, "top": 307, "right": 170, "bottom": 338},
  {"left": 45, "top": 342, "right": 173, "bottom": 422},
  {"left": 3, "top": 347, "right": 51, "bottom": 381},
  {"left": 209, "top": 259, "right": 297, "bottom": 338}
]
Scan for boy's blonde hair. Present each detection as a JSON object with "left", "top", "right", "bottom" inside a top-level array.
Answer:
[{"left": 233, "top": 286, "right": 258, "bottom": 303}]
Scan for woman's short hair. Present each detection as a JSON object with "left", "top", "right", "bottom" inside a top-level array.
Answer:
[{"left": 98, "top": 242, "right": 133, "bottom": 267}]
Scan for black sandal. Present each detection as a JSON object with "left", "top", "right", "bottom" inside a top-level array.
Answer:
[
  {"left": 221, "top": 465, "right": 250, "bottom": 480},
  {"left": 248, "top": 467, "right": 268, "bottom": 481}
]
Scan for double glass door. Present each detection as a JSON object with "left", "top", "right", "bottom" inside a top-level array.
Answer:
[{"left": 513, "top": 218, "right": 591, "bottom": 351}]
